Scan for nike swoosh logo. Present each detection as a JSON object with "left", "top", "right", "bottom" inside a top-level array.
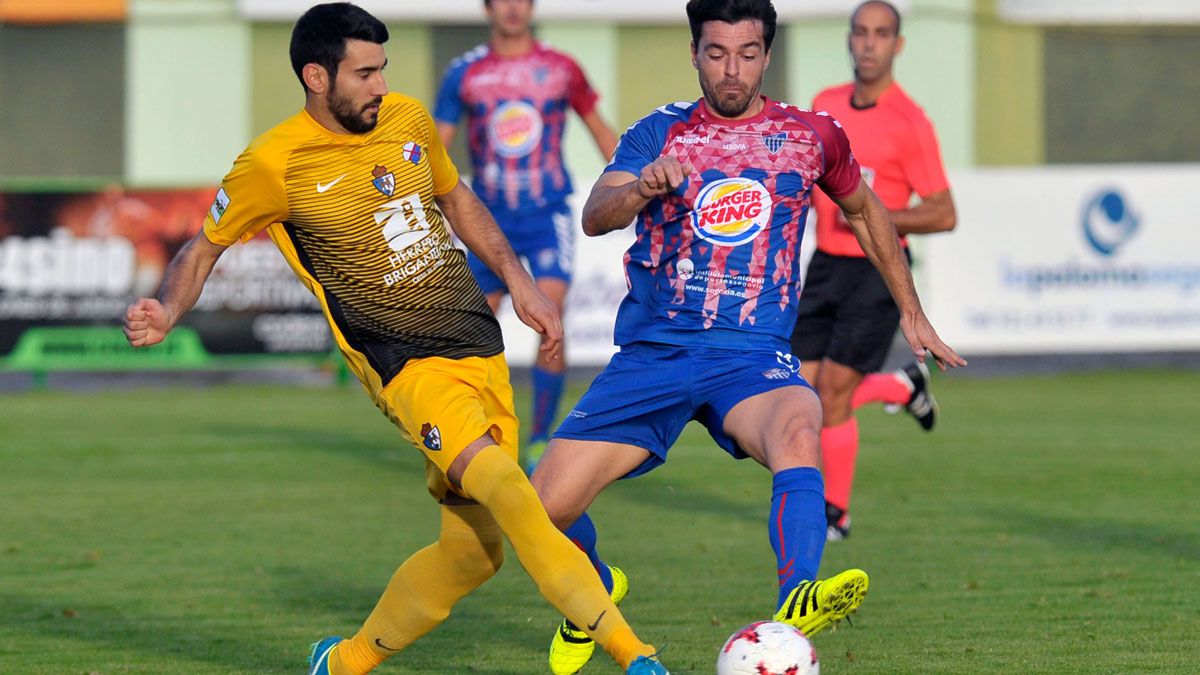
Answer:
[
  {"left": 316, "top": 174, "right": 347, "bottom": 193},
  {"left": 374, "top": 638, "right": 401, "bottom": 651},
  {"left": 587, "top": 610, "right": 607, "bottom": 632}
]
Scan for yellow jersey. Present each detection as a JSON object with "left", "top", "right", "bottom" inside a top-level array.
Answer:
[{"left": 203, "top": 92, "right": 504, "bottom": 395}]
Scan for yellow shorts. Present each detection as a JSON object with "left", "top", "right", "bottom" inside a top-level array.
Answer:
[{"left": 374, "top": 353, "right": 519, "bottom": 501}]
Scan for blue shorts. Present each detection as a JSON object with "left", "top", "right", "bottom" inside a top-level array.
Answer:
[
  {"left": 468, "top": 202, "right": 574, "bottom": 295},
  {"left": 553, "top": 342, "right": 813, "bottom": 478}
]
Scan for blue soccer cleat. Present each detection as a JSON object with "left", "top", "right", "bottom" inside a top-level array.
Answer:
[
  {"left": 307, "top": 636, "right": 343, "bottom": 675},
  {"left": 627, "top": 654, "right": 670, "bottom": 674}
]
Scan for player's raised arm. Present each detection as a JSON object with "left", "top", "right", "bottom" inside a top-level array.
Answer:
[
  {"left": 581, "top": 156, "right": 693, "bottom": 236},
  {"left": 435, "top": 179, "right": 563, "bottom": 360},
  {"left": 832, "top": 181, "right": 965, "bottom": 370},
  {"left": 123, "top": 231, "right": 227, "bottom": 348}
]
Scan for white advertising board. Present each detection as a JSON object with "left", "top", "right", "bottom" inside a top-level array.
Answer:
[
  {"left": 237, "top": 0, "right": 908, "bottom": 23},
  {"left": 492, "top": 215, "right": 633, "bottom": 367},
  {"left": 924, "top": 166, "right": 1200, "bottom": 354},
  {"left": 1000, "top": 0, "right": 1200, "bottom": 25}
]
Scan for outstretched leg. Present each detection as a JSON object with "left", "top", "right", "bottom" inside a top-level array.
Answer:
[
  {"left": 532, "top": 437, "right": 659, "bottom": 675},
  {"left": 723, "top": 384, "right": 868, "bottom": 637},
  {"left": 330, "top": 503, "right": 504, "bottom": 673}
]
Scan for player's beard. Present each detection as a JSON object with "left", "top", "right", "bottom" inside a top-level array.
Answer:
[
  {"left": 328, "top": 86, "right": 382, "bottom": 134},
  {"left": 700, "top": 75, "right": 759, "bottom": 119}
]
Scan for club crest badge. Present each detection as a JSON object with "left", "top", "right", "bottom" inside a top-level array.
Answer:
[
  {"left": 762, "top": 132, "right": 787, "bottom": 154},
  {"left": 372, "top": 164, "right": 395, "bottom": 197},
  {"left": 402, "top": 141, "right": 423, "bottom": 165},
  {"left": 420, "top": 423, "right": 442, "bottom": 451}
]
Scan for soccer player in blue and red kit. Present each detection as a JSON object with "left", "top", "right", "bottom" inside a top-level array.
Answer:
[
  {"left": 528, "top": 1, "right": 966, "bottom": 672},
  {"left": 435, "top": 0, "right": 617, "bottom": 470}
]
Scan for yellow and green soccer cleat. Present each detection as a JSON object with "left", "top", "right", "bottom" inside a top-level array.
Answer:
[
  {"left": 549, "top": 565, "right": 629, "bottom": 675},
  {"left": 773, "top": 568, "right": 869, "bottom": 637}
]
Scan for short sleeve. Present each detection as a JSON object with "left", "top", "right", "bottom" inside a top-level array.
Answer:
[
  {"left": 422, "top": 106, "right": 460, "bottom": 195},
  {"left": 604, "top": 116, "right": 667, "bottom": 177},
  {"left": 202, "top": 148, "right": 288, "bottom": 246},
  {"left": 565, "top": 57, "right": 599, "bottom": 118},
  {"left": 813, "top": 113, "right": 862, "bottom": 200},
  {"left": 433, "top": 59, "right": 468, "bottom": 126},
  {"left": 900, "top": 111, "right": 950, "bottom": 198}
]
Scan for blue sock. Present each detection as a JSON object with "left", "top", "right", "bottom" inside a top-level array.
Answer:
[
  {"left": 531, "top": 366, "right": 565, "bottom": 442},
  {"left": 563, "top": 512, "right": 614, "bottom": 593},
  {"left": 769, "top": 467, "right": 827, "bottom": 609}
]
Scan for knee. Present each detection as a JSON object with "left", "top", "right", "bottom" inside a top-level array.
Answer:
[
  {"left": 770, "top": 418, "right": 822, "bottom": 469},
  {"left": 447, "top": 534, "right": 504, "bottom": 586},
  {"left": 537, "top": 487, "right": 583, "bottom": 532},
  {"left": 477, "top": 536, "right": 505, "bottom": 579}
]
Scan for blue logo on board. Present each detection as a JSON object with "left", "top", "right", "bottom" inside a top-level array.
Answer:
[{"left": 1082, "top": 188, "right": 1138, "bottom": 257}]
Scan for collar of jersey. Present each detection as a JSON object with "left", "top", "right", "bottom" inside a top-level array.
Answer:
[{"left": 299, "top": 106, "right": 377, "bottom": 144}]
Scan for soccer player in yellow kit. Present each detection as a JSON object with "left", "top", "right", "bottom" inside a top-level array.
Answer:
[{"left": 121, "top": 4, "right": 669, "bottom": 674}]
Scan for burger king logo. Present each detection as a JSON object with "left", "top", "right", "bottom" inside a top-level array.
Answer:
[
  {"left": 488, "top": 101, "right": 543, "bottom": 158},
  {"left": 691, "top": 177, "right": 773, "bottom": 247}
]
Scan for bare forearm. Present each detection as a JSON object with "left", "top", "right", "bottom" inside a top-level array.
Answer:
[
  {"left": 157, "top": 235, "right": 221, "bottom": 327},
  {"left": 581, "top": 182, "right": 647, "bottom": 236},
  {"left": 847, "top": 205, "right": 922, "bottom": 315},
  {"left": 889, "top": 191, "right": 956, "bottom": 235},
  {"left": 440, "top": 189, "right": 526, "bottom": 287}
]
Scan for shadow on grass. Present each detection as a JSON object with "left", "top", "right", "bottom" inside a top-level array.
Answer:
[
  {"left": 2, "top": 564, "right": 555, "bottom": 673},
  {"left": 263, "top": 564, "right": 556, "bottom": 672},
  {"left": 976, "top": 505, "right": 1200, "bottom": 563},
  {"left": 0, "top": 590, "right": 293, "bottom": 673}
]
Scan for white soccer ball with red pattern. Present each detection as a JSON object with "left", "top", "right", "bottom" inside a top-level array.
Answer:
[{"left": 716, "top": 620, "right": 819, "bottom": 675}]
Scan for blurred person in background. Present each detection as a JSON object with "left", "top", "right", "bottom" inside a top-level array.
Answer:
[
  {"left": 123, "top": 3, "right": 668, "bottom": 674},
  {"left": 792, "top": 0, "right": 957, "bottom": 540},
  {"left": 435, "top": 0, "right": 618, "bottom": 472}
]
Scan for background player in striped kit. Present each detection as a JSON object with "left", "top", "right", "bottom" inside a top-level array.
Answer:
[
  {"left": 792, "top": 0, "right": 958, "bottom": 541},
  {"left": 435, "top": 0, "right": 618, "bottom": 470}
]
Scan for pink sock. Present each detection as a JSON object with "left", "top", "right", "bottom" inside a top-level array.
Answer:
[
  {"left": 820, "top": 418, "right": 859, "bottom": 512},
  {"left": 852, "top": 372, "right": 911, "bottom": 409}
]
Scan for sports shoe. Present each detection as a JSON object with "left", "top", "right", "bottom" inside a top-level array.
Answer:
[
  {"left": 626, "top": 654, "right": 670, "bottom": 674},
  {"left": 522, "top": 438, "right": 548, "bottom": 474},
  {"left": 774, "top": 568, "right": 869, "bottom": 637},
  {"left": 306, "top": 636, "right": 342, "bottom": 675},
  {"left": 895, "top": 361, "right": 938, "bottom": 431},
  {"left": 825, "top": 501, "right": 851, "bottom": 541},
  {"left": 549, "top": 565, "right": 629, "bottom": 674}
]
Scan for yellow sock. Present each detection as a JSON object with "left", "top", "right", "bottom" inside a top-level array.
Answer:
[
  {"left": 330, "top": 504, "right": 503, "bottom": 675},
  {"left": 460, "top": 445, "right": 657, "bottom": 669}
]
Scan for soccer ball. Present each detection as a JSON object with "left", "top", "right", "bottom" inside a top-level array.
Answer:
[{"left": 716, "top": 621, "right": 819, "bottom": 675}]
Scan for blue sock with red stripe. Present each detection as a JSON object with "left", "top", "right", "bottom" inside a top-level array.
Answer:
[
  {"left": 563, "top": 512, "right": 614, "bottom": 593},
  {"left": 769, "top": 467, "right": 827, "bottom": 609},
  {"left": 531, "top": 366, "right": 565, "bottom": 442}
]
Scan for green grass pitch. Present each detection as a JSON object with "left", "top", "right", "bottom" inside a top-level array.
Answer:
[{"left": 1, "top": 369, "right": 1197, "bottom": 673}]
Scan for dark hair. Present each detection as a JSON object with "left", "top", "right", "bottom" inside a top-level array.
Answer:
[
  {"left": 851, "top": 0, "right": 901, "bottom": 35},
  {"left": 686, "top": 0, "right": 777, "bottom": 51},
  {"left": 290, "top": 2, "right": 389, "bottom": 93}
]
